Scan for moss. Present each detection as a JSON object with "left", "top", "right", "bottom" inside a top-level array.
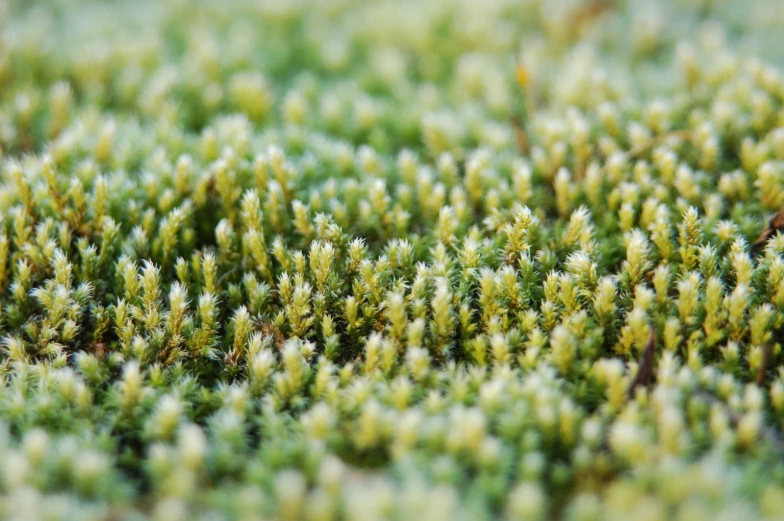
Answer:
[{"left": 2, "top": 0, "right": 784, "bottom": 519}]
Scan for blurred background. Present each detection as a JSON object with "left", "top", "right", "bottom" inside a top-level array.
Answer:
[{"left": 1, "top": 0, "right": 783, "bottom": 158}]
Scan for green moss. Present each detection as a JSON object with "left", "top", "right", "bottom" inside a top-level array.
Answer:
[{"left": 1, "top": 0, "right": 784, "bottom": 519}]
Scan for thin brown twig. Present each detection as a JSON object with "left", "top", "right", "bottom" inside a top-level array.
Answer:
[
  {"left": 511, "top": 116, "right": 529, "bottom": 155},
  {"left": 597, "top": 129, "right": 695, "bottom": 177},
  {"left": 627, "top": 326, "right": 657, "bottom": 398},
  {"left": 216, "top": 265, "right": 242, "bottom": 288},
  {"left": 751, "top": 208, "right": 784, "bottom": 258},
  {"left": 571, "top": 0, "right": 616, "bottom": 31}
]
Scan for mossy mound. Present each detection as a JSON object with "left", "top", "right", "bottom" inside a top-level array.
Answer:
[{"left": 2, "top": 0, "right": 784, "bottom": 519}]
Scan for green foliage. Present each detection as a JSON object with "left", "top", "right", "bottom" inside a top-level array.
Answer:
[{"left": 1, "top": 0, "right": 784, "bottom": 519}]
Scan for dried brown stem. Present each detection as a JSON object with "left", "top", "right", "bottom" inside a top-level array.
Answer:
[{"left": 627, "top": 327, "right": 657, "bottom": 398}]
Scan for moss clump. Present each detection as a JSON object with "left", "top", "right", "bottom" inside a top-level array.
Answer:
[{"left": 2, "top": 0, "right": 784, "bottom": 519}]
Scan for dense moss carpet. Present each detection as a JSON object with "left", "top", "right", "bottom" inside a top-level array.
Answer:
[{"left": 2, "top": 0, "right": 784, "bottom": 519}]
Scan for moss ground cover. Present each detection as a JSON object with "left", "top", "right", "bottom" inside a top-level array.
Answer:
[{"left": 2, "top": 0, "right": 784, "bottom": 519}]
